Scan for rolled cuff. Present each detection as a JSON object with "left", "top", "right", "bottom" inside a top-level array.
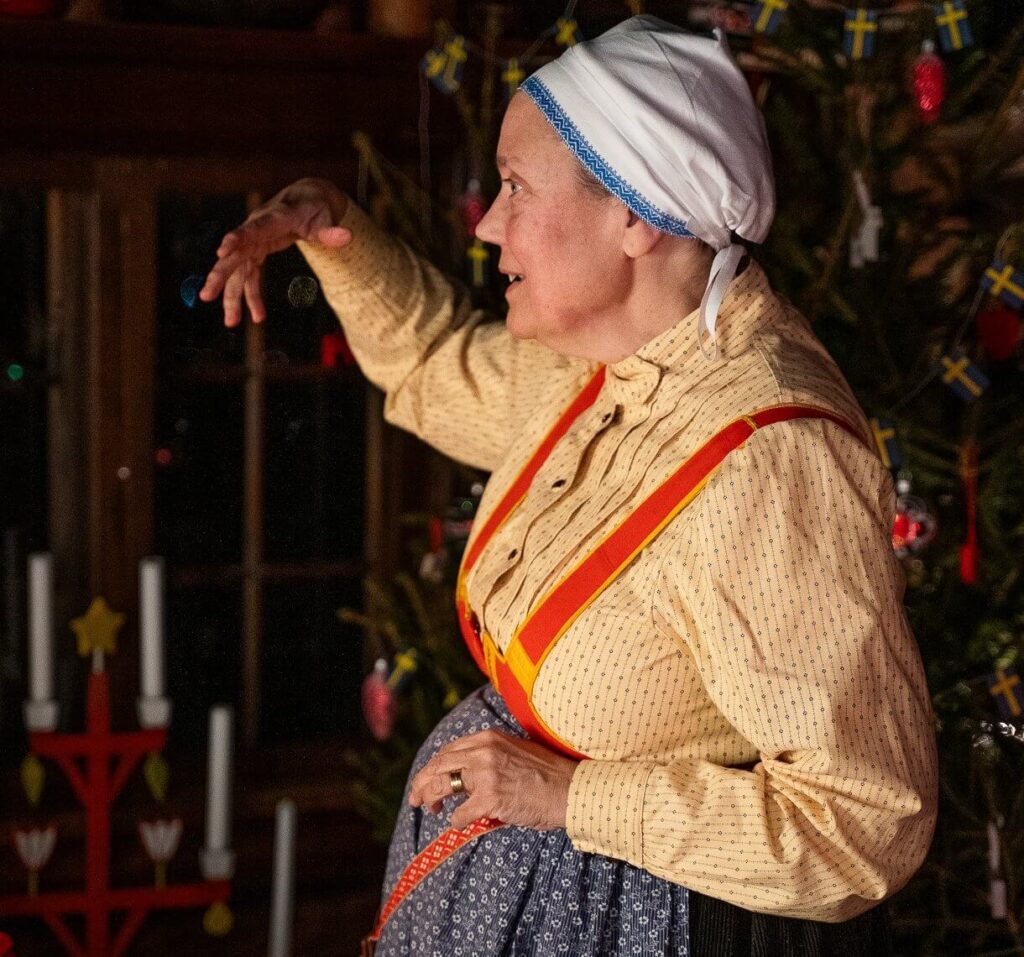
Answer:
[{"left": 565, "top": 758, "right": 656, "bottom": 865}]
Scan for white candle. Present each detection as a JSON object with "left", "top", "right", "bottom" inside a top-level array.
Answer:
[
  {"left": 205, "top": 705, "right": 234, "bottom": 853},
  {"left": 139, "top": 556, "right": 166, "bottom": 699},
  {"left": 268, "top": 799, "right": 297, "bottom": 957},
  {"left": 987, "top": 821, "right": 1001, "bottom": 872},
  {"left": 27, "top": 553, "right": 54, "bottom": 703}
]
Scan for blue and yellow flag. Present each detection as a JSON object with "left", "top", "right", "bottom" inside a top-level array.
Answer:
[
  {"left": 870, "top": 418, "right": 902, "bottom": 470},
  {"left": 554, "top": 17, "right": 583, "bottom": 47},
  {"left": 933, "top": 1, "right": 973, "bottom": 52},
  {"left": 980, "top": 259, "right": 1024, "bottom": 310},
  {"left": 387, "top": 649, "right": 419, "bottom": 693},
  {"left": 937, "top": 348, "right": 989, "bottom": 402},
  {"left": 844, "top": 9, "right": 878, "bottom": 59},
  {"left": 423, "top": 35, "right": 467, "bottom": 94},
  {"left": 753, "top": 0, "right": 789, "bottom": 35},
  {"left": 440, "top": 35, "right": 467, "bottom": 93},
  {"left": 421, "top": 44, "right": 447, "bottom": 87},
  {"left": 987, "top": 666, "right": 1023, "bottom": 721},
  {"left": 503, "top": 58, "right": 526, "bottom": 101},
  {"left": 467, "top": 239, "right": 489, "bottom": 287}
]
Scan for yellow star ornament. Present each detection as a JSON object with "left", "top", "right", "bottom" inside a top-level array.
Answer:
[{"left": 71, "top": 597, "right": 126, "bottom": 657}]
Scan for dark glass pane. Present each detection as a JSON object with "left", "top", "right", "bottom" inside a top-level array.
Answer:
[
  {"left": 0, "top": 189, "right": 48, "bottom": 548},
  {"left": 165, "top": 583, "right": 241, "bottom": 750},
  {"left": 261, "top": 578, "right": 365, "bottom": 743},
  {"left": 154, "top": 192, "right": 247, "bottom": 566}
]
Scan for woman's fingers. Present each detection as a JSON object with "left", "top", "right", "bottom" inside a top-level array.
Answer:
[
  {"left": 198, "top": 248, "right": 251, "bottom": 303},
  {"left": 222, "top": 261, "right": 251, "bottom": 329},
  {"left": 408, "top": 769, "right": 457, "bottom": 808},
  {"left": 450, "top": 796, "right": 490, "bottom": 831},
  {"left": 409, "top": 763, "right": 479, "bottom": 809},
  {"left": 244, "top": 265, "right": 267, "bottom": 325},
  {"left": 196, "top": 185, "right": 352, "bottom": 326}
]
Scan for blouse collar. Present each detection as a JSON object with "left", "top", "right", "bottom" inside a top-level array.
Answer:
[{"left": 603, "top": 257, "right": 777, "bottom": 406}]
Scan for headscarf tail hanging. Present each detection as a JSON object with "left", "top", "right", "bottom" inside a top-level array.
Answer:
[{"left": 698, "top": 244, "right": 746, "bottom": 361}]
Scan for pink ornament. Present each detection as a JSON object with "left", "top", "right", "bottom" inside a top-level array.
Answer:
[
  {"left": 460, "top": 180, "right": 487, "bottom": 238},
  {"left": 362, "top": 659, "right": 396, "bottom": 741},
  {"left": 913, "top": 41, "right": 946, "bottom": 125}
]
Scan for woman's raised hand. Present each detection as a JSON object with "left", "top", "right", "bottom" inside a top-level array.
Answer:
[{"left": 199, "top": 177, "right": 353, "bottom": 328}]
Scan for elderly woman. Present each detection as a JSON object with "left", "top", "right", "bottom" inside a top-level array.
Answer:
[{"left": 201, "top": 16, "right": 937, "bottom": 957}]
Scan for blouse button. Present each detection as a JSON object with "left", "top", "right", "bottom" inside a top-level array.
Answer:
[
  {"left": 508, "top": 549, "right": 518, "bottom": 560},
  {"left": 552, "top": 479, "right": 566, "bottom": 488}
]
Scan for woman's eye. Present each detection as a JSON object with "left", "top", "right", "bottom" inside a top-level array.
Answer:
[{"left": 503, "top": 179, "right": 521, "bottom": 196}]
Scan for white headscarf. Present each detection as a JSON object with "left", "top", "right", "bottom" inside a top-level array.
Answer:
[{"left": 520, "top": 15, "right": 776, "bottom": 360}]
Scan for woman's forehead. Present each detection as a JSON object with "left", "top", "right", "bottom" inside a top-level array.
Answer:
[{"left": 496, "top": 95, "right": 569, "bottom": 171}]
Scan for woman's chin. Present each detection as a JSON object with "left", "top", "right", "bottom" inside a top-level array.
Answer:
[{"left": 504, "top": 306, "right": 535, "bottom": 340}]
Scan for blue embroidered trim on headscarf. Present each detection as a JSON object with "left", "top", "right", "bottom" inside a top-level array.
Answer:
[{"left": 520, "top": 75, "right": 696, "bottom": 239}]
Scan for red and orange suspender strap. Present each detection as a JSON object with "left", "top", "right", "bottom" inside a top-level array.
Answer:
[{"left": 366, "top": 367, "right": 869, "bottom": 946}]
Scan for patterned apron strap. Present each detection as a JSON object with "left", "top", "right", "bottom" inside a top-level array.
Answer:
[{"left": 367, "top": 818, "right": 505, "bottom": 945}]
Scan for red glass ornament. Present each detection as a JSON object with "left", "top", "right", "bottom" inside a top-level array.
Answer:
[
  {"left": 461, "top": 180, "right": 487, "bottom": 238},
  {"left": 913, "top": 40, "right": 946, "bottom": 125},
  {"left": 362, "top": 660, "right": 396, "bottom": 741},
  {"left": 892, "top": 481, "right": 937, "bottom": 557},
  {"left": 958, "top": 441, "right": 979, "bottom": 585},
  {"left": 428, "top": 516, "right": 444, "bottom": 553},
  {"left": 960, "top": 542, "right": 978, "bottom": 583},
  {"left": 320, "top": 331, "right": 355, "bottom": 368},
  {"left": 976, "top": 303, "right": 1022, "bottom": 360}
]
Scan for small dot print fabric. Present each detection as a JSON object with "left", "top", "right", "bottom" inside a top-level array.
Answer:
[
  {"left": 377, "top": 683, "right": 690, "bottom": 955},
  {"left": 298, "top": 204, "right": 938, "bottom": 938}
]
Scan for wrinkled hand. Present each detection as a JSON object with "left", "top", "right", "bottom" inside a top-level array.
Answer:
[
  {"left": 408, "top": 729, "right": 579, "bottom": 832},
  {"left": 198, "top": 177, "right": 352, "bottom": 328}
]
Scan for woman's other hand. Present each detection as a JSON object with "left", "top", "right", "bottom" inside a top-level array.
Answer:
[
  {"left": 407, "top": 729, "right": 579, "bottom": 832},
  {"left": 198, "top": 177, "right": 352, "bottom": 328}
]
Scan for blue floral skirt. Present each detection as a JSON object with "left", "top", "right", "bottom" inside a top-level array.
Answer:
[{"left": 375, "top": 682, "right": 691, "bottom": 956}]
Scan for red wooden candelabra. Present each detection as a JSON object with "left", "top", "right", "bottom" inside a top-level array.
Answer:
[{"left": 0, "top": 668, "right": 231, "bottom": 957}]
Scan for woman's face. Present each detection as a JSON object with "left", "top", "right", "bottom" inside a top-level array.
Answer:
[{"left": 475, "top": 93, "right": 631, "bottom": 355}]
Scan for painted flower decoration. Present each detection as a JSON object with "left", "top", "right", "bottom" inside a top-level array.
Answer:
[
  {"left": 13, "top": 825, "right": 57, "bottom": 871},
  {"left": 139, "top": 818, "right": 183, "bottom": 864}
]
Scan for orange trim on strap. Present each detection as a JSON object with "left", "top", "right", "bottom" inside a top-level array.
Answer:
[{"left": 461, "top": 366, "right": 606, "bottom": 575}]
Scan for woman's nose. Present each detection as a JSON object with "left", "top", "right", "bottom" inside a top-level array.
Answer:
[{"left": 473, "top": 194, "right": 503, "bottom": 246}]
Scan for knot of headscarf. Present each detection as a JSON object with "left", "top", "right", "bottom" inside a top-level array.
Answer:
[{"left": 520, "top": 15, "right": 775, "bottom": 360}]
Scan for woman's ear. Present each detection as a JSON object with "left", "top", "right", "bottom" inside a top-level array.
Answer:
[{"left": 621, "top": 214, "right": 663, "bottom": 259}]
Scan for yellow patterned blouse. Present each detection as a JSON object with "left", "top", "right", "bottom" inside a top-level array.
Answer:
[{"left": 297, "top": 202, "right": 938, "bottom": 924}]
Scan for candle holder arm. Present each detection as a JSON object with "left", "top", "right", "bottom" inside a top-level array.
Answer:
[{"left": 41, "top": 914, "right": 86, "bottom": 957}]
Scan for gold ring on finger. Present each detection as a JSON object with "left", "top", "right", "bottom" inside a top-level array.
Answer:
[{"left": 449, "top": 769, "right": 466, "bottom": 795}]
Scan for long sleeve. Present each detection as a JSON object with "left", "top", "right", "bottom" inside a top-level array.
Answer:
[
  {"left": 564, "top": 418, "right": 939, "bottom": 922},
  {"left": 296, "top": 202, "right": 593, "bottom": 472}
]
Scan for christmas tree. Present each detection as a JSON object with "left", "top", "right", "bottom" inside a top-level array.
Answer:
[{"left": 342, "top": 4, "right": 1024, "bottom": 953}]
